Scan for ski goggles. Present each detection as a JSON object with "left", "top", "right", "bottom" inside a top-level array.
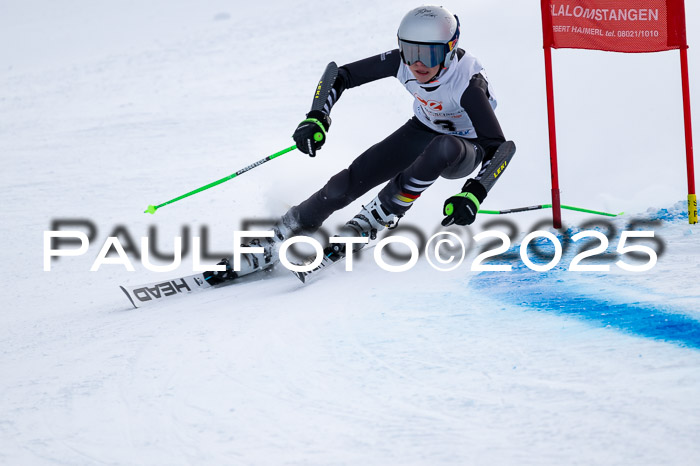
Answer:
[{"left": 398, "top": 40, "right": 449, "bottom": 68}]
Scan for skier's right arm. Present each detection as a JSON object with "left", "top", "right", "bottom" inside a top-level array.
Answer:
[{"left": 293, "top": 51, "right": 401, "bottom": 157}]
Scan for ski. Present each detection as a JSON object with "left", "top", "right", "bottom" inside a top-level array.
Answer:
[
  {"left": 291, "top": 242, "right": 377, "bottom": 284},
  {"left": 119, "top": 263, "right": 271, "bottom": 309},
  {"left": 291, "top": 247, "right": 345, "bottom": 284},
  {"left": 120, "top": 273, "right": 213, "bottom": 309}
]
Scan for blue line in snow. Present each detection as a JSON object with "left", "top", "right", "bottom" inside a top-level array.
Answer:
[{"left": 471, "top": 268, "right": 700, "bottom": 350}]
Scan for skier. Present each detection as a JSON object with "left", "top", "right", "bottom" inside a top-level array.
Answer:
[{"left": 211, "top": 5, "right": 515, "bottom": 281}]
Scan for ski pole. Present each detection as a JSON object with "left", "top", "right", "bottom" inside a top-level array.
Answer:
[
  {"left": 144, "top": 144, "right": 299, "bottom": 214},
  {"left": 479, "top": 203, "right": 623, "bottom": 217}
]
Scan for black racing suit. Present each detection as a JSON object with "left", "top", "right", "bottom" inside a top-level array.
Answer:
[{"left": 292, "top": 49, "right": 506, "bottom": 231}]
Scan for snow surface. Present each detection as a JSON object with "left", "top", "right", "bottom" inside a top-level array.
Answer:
[{"left": 2, "top": 0, "right": 700, "bottom": 464}]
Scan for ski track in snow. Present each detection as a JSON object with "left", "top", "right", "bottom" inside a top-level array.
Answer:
[{"left": 2, "top": 0, "right": 700, "bottom": 464}]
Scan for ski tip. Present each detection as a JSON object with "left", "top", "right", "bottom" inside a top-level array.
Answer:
[
  {"left": 120, "top": 286, "right": 139, "bottom": 309},
  {"left": 144, "top": 204, "right": 157, "bottom": 214}
]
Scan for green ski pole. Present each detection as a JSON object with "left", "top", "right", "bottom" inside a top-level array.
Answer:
[
  {"left": 144, "top": 143, "right": 301, "bottom": 214},
  {"left": 479, "top": 203, "right": 623, "bottom": 217}
]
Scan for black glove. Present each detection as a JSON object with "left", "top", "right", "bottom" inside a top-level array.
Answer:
[
  {"left": 292, "top": 110, "right": 331, "bottom": 157},
  {"left": 442, "top": 179, "right": 488, "bottom": 226}
]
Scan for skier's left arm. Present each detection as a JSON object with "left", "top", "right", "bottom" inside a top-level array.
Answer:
[
  {"left": 462, "top": 73, "right": 506, "bottom": 160},
  {"left": 442, "top": 73, "right": 515, "bottom": 226}
]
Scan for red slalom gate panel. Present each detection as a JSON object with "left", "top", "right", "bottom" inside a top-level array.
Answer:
[{"left": 541, "top": 0, "right": 687, "bottom": 52}]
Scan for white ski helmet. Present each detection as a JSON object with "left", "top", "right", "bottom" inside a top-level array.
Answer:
[{"left": 397, "top": 5, "right": 460, "bottom": 69}]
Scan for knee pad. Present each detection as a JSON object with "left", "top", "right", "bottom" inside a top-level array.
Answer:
[
  {"left": 439, "top": 138, "right": 483, "bottom": 180},
  {"left": 428, "top": 135, "right": 465, "bottom": 167},
  {"left": 324, "top": 169, "right": 356, "bottom": 203}
]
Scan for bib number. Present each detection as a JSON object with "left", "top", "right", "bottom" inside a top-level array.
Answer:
[{"left": 434, "top": 119, "right": 456, "bottom": 132}]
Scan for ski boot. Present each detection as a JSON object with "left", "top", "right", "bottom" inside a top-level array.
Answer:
[
  {"left": 201, "top": 242, "right": 281, "bottom": 284},
  {"left": 345, "top": 196, "right": 398, "bottom": 240},
  {"left": 205, "top": 208, "right": 305, "bottom": 283},
  {"left": 328, "top": 196, "right": 398, "bottom": 257},
  {"left": 201, "top": 235, "right": 281, "bottom": 285},
  {"left": 293, "top": 197, "right": 398, "bottom": 282}
]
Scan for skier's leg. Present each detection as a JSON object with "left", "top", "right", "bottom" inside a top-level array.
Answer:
[
  {"left": 215, "top": 119, "right": 435, "bottom": 279},
  {"left": 378, "top": 135, "right": 483, "bottom": 216},
  {"left": 290, "top": 118, "right": 436, "bottom": 232},
  {"left": 341, "top": 135, "right": 483, "bottom": 240}
]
